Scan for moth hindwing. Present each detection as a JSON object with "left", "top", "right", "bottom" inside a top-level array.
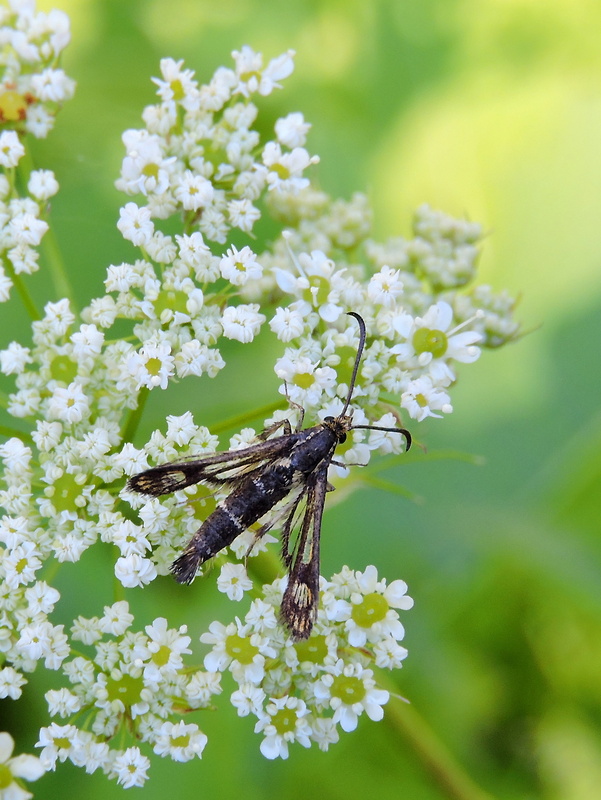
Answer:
[{"left": 127, "top": 311, "right": 411, "bottom": 640}]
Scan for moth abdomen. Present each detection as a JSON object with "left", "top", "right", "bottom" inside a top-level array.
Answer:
[
  {"left": 171, "top": 506, "right": 242, "bottom": 584},
  {"left": 171, "top": 463, "right": 297, "bottom": 584}
]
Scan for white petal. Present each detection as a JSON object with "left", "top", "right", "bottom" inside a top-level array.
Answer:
[
  {"left": 0, "top": 731, "right": 15, "bottom": 762},
  {"left": 337, "top": 706, "right": 358, "bottom": 732},
  {"left": 9, "top": 754, "right": 46, "bottom": 780}
]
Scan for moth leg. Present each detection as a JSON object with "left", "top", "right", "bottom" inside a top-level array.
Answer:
[
  {"left": 282, "top": 380, "right": 306, "bottom": 431},
  {"left": 244, "top": 529, "right": 265, "bottom": 562},
  {"left": 331, "top": 458, "right": 368, "bottom": 468},
  {"left": 257, "top": 418, "right": 292, "bottom": 440}
]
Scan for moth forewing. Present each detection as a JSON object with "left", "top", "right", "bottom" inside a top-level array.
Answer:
[
  {"left": 126, "top": 311, "right": 412, "bottom": 641},
  {"left": 280, "top": 465, "right": 327, "bottom": 639}
]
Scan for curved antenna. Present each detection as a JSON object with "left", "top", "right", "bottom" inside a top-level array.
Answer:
[
  {"left": 340, "top": 311, "right": 367, "bottom": 417},
  {"left": 351, "top": 423, "right": 412, "bottom": 451}
]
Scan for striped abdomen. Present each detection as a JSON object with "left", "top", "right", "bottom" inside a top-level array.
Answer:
[{"left": 171, "top": 461, "right": 295, "bottom": 583}]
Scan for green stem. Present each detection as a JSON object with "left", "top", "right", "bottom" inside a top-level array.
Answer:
[
  {"left": 120, "top": 387, "right": 150, "bottom": 444},
  {"left": 41, "top": 224, "right": 78, "bottom": 311},
  {"left": 380, "top": 683, "right": 495, "bottom": 800},
  {"left": 2, "top": 254, "right": 41, "bottom": 320}
]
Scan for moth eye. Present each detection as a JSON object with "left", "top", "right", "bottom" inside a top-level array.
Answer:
[
  {"left": 338, "top": 433, "right": 347, "bottom": 443},
  {"left": 324, "top": 416, "right": 334, "bottom": 422}
]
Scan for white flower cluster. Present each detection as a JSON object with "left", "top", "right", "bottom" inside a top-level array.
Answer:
[
  {"left": 0, "top": 17, "right": 520, "bottom": 789},
  {"left": 0, "top": 0, "right": 74, "bottom": 137},
  {"left": 203, "top": 565, "right": 413, "bottom": 759},
  {"left": 0, "top": 2, "right": 74, "bottom": 302},
  {"left": 115, "top": 49, "right": 317, "bottom": 244},
  {"left": 34, "top": 604, "right": 219, "bottom": 787}
]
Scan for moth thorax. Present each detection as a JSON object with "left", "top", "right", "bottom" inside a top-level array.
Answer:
[{"left": 324, "top": 414, "right": 353, "bottom": 442}]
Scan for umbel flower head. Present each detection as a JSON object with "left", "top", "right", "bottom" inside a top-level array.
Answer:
[{"left": 0, "top": 6, "right": 520, "bottom": 788}]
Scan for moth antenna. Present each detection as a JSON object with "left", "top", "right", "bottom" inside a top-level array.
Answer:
[
  {"left": 340, "top": 311, "right": 367, "bottom": 417},
  {"left": 351, "top": 423, "right": 412, "bottom": 451}
]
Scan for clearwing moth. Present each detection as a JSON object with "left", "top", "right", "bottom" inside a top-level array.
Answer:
[{"left": 127, "top": 312, "right": 411, "bottom": 640}]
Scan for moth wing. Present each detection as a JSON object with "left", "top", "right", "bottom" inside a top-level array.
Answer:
[
  {"left": 280, "top": 462, "right": 329, "bottom": 640},
  {"left": 127, "top": 433, "right": 298, "bottom": 497}
]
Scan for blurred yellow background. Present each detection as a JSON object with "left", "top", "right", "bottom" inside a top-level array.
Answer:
[{"left": 2, "top": 0, "right": 601, "bottom": 798}]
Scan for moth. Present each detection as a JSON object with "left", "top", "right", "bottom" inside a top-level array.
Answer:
[{"left": 127, "top": 312, "right": 411, "bottom": 640}]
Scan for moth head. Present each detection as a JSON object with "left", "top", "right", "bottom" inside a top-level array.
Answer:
[{"left": 324, "top": 413, "right": 353, "bottom": 443}]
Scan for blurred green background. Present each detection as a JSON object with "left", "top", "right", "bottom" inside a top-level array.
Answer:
[{"left": 2, "top": 0, "right": 601, "bottom": 798}]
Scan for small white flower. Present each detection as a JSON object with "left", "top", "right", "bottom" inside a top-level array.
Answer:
[
  {"left": 231, "top": 683, "right": 266, "bottom": 717},
  {"left": 110, "top": 746, "right": 150, "bottom": 788},
  {"left": 392, "top": 301, "right": 482, "bottom": 367},
  {"left": 219, "top": 245, "right": 263, "bottom": 286},
  {"left": 0, "top": 732, "right": 45, "bottom": 798},
  {"left": 227, "top": 198, "right": 260, "bottom": 232},
  {"left": 0, "top": 271, "right": 13, "bottom": 301},
  {"left": 45, "top": 688, "right": 82, "bottom": 718},
  {"left": 0, "top": 437, "right": 31, "bottom": 472},
  {"left": 70, "top": 615, "right": 103, "bottom": 645},
  {"left": 47, "top": 382, "right": 90, "bottom": 424},
  {"left": 367, "top": 265, "right": 404, "bottom": 307},
  {"left": 261, "top": 141, "right": 318, "bottom": 192},
  {"left": 113, "top": 442, "right": 149, "bottom": 475},
  {"left": 373, "top": 638, "right": 409, "bottom": 670},
  {"left": 117, "top": 202, "right": 154, "bottom": 246},
  {"left": 269, "top": 303, "right": 308, "bottom": 342},
  {"left": 217, "top": 563, "right": 253, "bottom": 601},
  {"left": 152, "top": 720, "right": 207, "bottom": 762},
  {"left": 313, "top": 660, "right": 389, "bottom": 732},
  {"left": 70, "top": 323, "right": 104, "bottom": 359},
  {"left": 111, "top": 519, "right": 151, "bottom": 557},
  {"left": 126, "top": 340, "right": 175, "bottom": 390},
  {"left": 0, "top": 342, "right": 32, "bottom": 374},
  {"left": 114, "top": 554, "right": 157, "bottom": 587},
  {"left": 165, "top": 411, "right": 197, "bottom": 446},
  {"left": 200, "top": 620, "right": 275, "bottom": 685},
  {"left": 274, "top": 354, "right": 337, "bottom": 407},
  {"left": 9, "top": 213, "right": 49, "bottom": 247},
  {"left": 41, "top": 298, "right": 75, "bottom": 337},
  {"left": 185, "top": 671, "right": 222, "bottom": 706},
  {"left": 30, "top": 68, "right": 75, "bottom": 102},
  {"left": 118, "top": 132, "right": 175, "bottom": 196},
  {"left": 139, "top": 617, "right": 191, "bottom": 685},
  {"left": 36, "top": 723, "right": 81, "bottom": 769},
  {"left": 310, "top": 716, "right": 340, "bottom": 752},
  {"left": 152, "top": 57, "right": 199, "bottom": 110},
  {"left": 31, "top": 421, "right": 62, "bottom": 452},
  {"left": 0, "top": 131, "right": 25, "bottom": 167},
  {"left": 27, "top": 169, "right": 59, "bottom": 200},
  {"left": 221, "top": 304, "right": 265, "bottom": 342},
  {"left": 174, "top": 171, "right": 214, "bottom": 211},
  {"left": 275, "top": 112, "right": 311, "bottom": 148},
  {"left": 0, "top": 667, "right": 27, "bottom": 700},
  {"left": 24, "top": 581, "right": 60, "bottom": 615},
  {"left": 400, "top": 375, "right": 453, "bottom": 421},
  {"left": 3, "top": 541, "right": 42, "bottom": 589},
  {"left": 99, "top": 601, "right": 134, "bottom": 636},
  {"left": 232, "top": 46, "right": 295, "bottom": 96},
  {"left": 254, "top": 696, "right": 312, "bottom": 759}
]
